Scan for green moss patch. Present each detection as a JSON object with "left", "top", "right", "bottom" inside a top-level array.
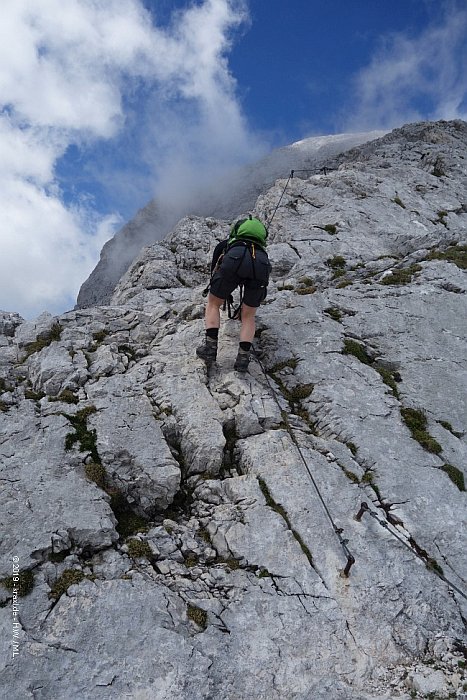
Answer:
[
  {"left": 376, "top": 367, "right": 400, "bottom": 399},
  {"left": 324, "top": 307, "right": 342, "bottom": 322},
  {"left": 2, "top": 570, "right": 34, "bottom": 597},
  {"left": 118, "top": 344, "right": 137, "bottom": 361},
  {"left": 24, "top": 322, "right": 62, "bottom": 358},
  {"left": 400, "top": 408, "right": 442, "bottom": 454},
  {"left": 380, "top": 264, "right": 422, "bottom": 285},
  {"left": 326, "top": 255, "right": 346, "bottom": 270},
  {"left": 48, "top": 550, "right": 71, "bottom": 563},
  {"left": 336, "top": 279, "right": 353, "bottom": 288},
  {"left": 270, "top": 358, "right": 298, "bottom": 373},
  {"left": 440, "top": 464, "right": 465, "bottom": 491},
  {"left": 426, "top": 244, "right": 467, "bottom": 270},
  {"left": 197, "top": 528, "right": 212, "bottom": 544},
  {"left": 343, "top": 340, "right": 401, "bottom": 397},
  {"left": 342, "top": 467, "right": 360, "bottom": 484},
  {"left": 84, "top": 462, "right": 106, "bottom": 489},
  {"left": 49, "top": 390, "right": 79, "bottom": 405},
  {"left": 64, "top": 406, "right": 99, "bottom": 461},
  {"left": 109, "top": 491, "right": 149, "bottom": 538},
  {"left": 184, "top": 554, "right": 200, "bottom": 568},
  {"left": 92, "top": 330, "right": 109, "bottom": 344},
  {"left": 296, "top": 276, "right": 316, "bottom": 295},
  {"left": 24, "top": 389, "right": 45, "bottom": 401},
  {"left": 187, "top": 604, "right": 208, "bottom": 629},
  {"left": 296, "top": 286, "right": 316, "bottom": 295},
  {"left": 126, "top": 538, "right": 153, "bottom": 560},
  {"left": 49, "top": 569, "right": 85, "bottom": 600},
  {"left": 438, "top": 420, "right": 463, "bottom": 438},
  {"left": 342, "top": 339, "right": 372, "bottom": 365}
]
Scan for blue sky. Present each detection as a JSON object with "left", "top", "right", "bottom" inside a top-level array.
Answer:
[{"left": 1, "top": 0, "right": 466, "bottom": 318}]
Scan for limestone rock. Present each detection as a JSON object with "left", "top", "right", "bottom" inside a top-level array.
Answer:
[{"left": 1, "top": 120, "right": 466, "bottom": 700}]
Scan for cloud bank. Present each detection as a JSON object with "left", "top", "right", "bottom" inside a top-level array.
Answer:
[
  {"left": 346, "top": 3, "right": 467, "bottom": 130},
  {"left": 0, "top": 0, "right": 256, "bottom": 319}
]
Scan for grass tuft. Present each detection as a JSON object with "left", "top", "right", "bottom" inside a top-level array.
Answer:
[
  {"left": 426, "top": 244, "right": 467, "bottom": 270},
  {"left": 109, "top": 492, "right": 149, "bottom": 538},
  {"left": 2, "top": 570, "right": 35, "bottom": 597},
  {"left": 24, "top": 322, "right": 62, "bottom": 358},
  {"left": 84, "top": 462, "right": 106, "bottom": 489},
  {"left": 187, "top": 604, "right": 208, "bottom": 629},
  {"left": 326, "top": 255, "right": 346, "bottom": 270},
  {"left": 49, "top": 569, "right": 85, "bottom": 600},
  {"left": 400, "top": 408, "right": 442, "bottom": 454},
  {"left": 270, "top": 358, "right": 298, "bottom": 373},
  {"left": 342, "top": 339, "right": 372, "bottom": 365},
  {"left": 324, "top": 307, "right": 342, "bottom": 322},
  {"left": 49, "top": 390, "right": 79, "bottom": 405},
  {"left": 440, "top": 464, "right": 465, "bottom": 492},
  {"left": 380, "top": 265, "right": 422, "bottom": 285},
  {"left": 64, "top": 406, "right": 99, "bottom": 461},
  {"left": 126, "top": 538, "right": 153, "bottom": 560}
]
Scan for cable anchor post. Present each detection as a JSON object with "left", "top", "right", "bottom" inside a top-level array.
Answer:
[
  {"left": 354, "top": 502, "right": 369, "bottom": 522},
  {"left": 342, "top": 554, "right": 356, "bottom": 578}
]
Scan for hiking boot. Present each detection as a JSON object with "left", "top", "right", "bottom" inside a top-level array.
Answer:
[
  {"left": 234, "top": 348, "right": 250, "bottom": 372},
  {"left": 196, "top": 338, "right": 218, "bottom": 364}
]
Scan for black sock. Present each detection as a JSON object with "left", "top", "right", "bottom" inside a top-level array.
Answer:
[
  {"left": 206, "top": 328, "right": 219, "bottom": 341},
  {"left": 239, "top": 341, "right": 251, "bottom": 352}
]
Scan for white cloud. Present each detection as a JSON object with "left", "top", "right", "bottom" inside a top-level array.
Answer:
[
  {"left": 0, "top": 0, "right": 256, "bottom": 319},
  {"left": 346, "top": 4, "right": 467, "bottom": 130}
]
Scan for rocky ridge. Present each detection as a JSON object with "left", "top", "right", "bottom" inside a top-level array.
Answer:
[
  {"left": 76, "top": 130, "right": 385, "bottom": 308},
  {"left": 1, "top": 120, "right": 467, "bottom": 699}
]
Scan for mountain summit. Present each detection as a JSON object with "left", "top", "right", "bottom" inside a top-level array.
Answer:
[{"left": 1, "top": 120, "right": 466, "bottom": 699}]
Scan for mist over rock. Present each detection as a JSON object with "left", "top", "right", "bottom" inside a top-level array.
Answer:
[
  {"left": 76, "top": 130, "right": 385, "bottom": 308},
  {"left": 1, "top": 120, "right": 467, "bottom": 699}
]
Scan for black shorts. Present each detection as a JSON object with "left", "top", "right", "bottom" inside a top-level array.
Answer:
[{"left": 209, "top": 244, "right": 271, "bottom": 308}]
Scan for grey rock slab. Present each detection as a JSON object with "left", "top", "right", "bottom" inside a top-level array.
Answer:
[
  {"left": 27, "top": 342, "right": 87, "bottom": 396},
  {"left": 1, "top": 579, "right": 212, "bottom": 700},
  {"left": 146, "top": 323, "right": 226, "bottom": 476},
  {"left": 0, "top": 408, "right": 117, "bottom": 577},
  {"left": 85, "top": 375, "right": 181, "bottom": 513},
  {"left": 0, "top": 311, "right": 24, "bottom": 337},
  {"left": 14, "top": 312, "right": 56, "bottom": 347}
]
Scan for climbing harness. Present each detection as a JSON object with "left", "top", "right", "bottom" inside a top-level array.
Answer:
[
  {"left": 225, "top": 289, "right": 243, "bottom": 320},
  {"left": 355, "top": 502, "right": 467, "bottom": 601},
  {"left": 252, "top": 348, "right": 355, "bottom": 577}
]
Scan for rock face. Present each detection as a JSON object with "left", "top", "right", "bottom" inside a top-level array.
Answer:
[
  {"left": 76, "top": 130, "right": 385, "bottom": 308},
  {"left": 1, "top": 119, "right": 467, "bottom": 699}
]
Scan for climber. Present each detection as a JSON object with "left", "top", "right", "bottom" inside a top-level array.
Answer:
[{"left": 196, "top": 215, "right": 271, "bottom": 372}]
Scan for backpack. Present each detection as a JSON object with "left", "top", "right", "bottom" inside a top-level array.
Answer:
[{"left": 228, "top": 215, "right": 268, "bottom": 249}]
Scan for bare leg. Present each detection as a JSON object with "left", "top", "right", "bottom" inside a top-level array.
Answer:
[
  {"left": 239, "top": 303, "right": 257, "bottom": 343},
  {"left": 204, "top": 293, "right": 224, "bottom": 329}
]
